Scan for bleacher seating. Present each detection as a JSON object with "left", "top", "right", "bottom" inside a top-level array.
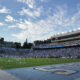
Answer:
[
  {"left": 28, "top": 47, "right": 80, "bottom": 58},
  {"left": 0, "top": 48, "right": 30, "bottom": 57}
]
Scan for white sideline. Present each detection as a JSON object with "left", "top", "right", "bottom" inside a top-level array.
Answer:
[{"left": 0, "top": 70, "right": 19, "bottom": 80}]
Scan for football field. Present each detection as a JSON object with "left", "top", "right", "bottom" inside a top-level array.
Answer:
[
  {"left": 0, "top": 57, "right": 80, "bottom": 69},
  {"left": 5, "top": 62, "right": 80, "bottom": 80}
]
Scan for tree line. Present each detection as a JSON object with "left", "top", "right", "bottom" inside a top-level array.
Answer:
[
  {"left": 0, "top": 38, "right": 51, "bottom": 49},
  {"left": 15, "top": 38, "right": 51, "bottom": 49}
]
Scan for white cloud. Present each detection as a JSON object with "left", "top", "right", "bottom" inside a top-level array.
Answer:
[
  {"left": 8, "top": 22, "right": 27, "bottom": 29},
  {"left": 12, "top": 30, "right": 27, "bottom": 39},
  {"left": 12, "top": 6, "right": 80, "bottom": 41},
  {"left": 17, "top": 0, "right": 35, "bottom": 8},
  {"left": 18, "top": 7, "right": 42, "bottom": 18},
  {"left": 40, "top": 0, "right": 47, "bottom": 2},
  {"left": 11, "top": 18, "right": 56, "bottom": 41},
  {"left": 0, "top": 22, "right": 5, "bottom": 26},
  {"left": 17, "top": 23, "right": 27, "bottom": 29},
  {"left": 0, "top": 7, "right": 10, "bottom": 13},
  {"left": 5, "top": 15, "right": 16, "bottom": 22},
  {"left": 8, "top": 25, "right": 16, "bottom": 28}
]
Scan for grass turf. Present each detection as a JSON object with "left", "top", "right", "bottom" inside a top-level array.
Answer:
[{"left": 0, "top": 57, "right": 80, "bottom": 69}]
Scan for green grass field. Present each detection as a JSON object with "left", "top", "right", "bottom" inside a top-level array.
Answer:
[{"left": 0, "top": 57, "right": 80, "bottom": 69}]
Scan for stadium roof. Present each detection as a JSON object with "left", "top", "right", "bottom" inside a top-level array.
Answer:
[{"left": 52, "top": 30, "right": 80, "bottom": 38}]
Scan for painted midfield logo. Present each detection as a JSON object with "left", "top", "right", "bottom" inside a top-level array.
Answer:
[{"left": 35, "top": 67, "right": 77, "bottom": 75}]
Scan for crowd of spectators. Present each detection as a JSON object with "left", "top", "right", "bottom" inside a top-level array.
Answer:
[
  {"left": 34, "top": 40, "right": 80, "bottom": 47},
  {"left": 0, "top": 48, "right": 30, "bottom": 57},
  {"left": 0, "top": 46, "right": 80, "bottom": 58},
  {"left": 28, "top": 47, "right": 80, "bottom": 58}
]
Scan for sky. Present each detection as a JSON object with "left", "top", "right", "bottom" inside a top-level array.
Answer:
[{"left": 0, "top": 0, "right": 80, "bottom": 43}]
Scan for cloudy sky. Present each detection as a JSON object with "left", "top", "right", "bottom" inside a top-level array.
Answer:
[{"left": 0, "top": 0, "right": 80, "bottom": 43}]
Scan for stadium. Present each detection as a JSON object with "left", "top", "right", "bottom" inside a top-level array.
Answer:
[
  {"left": 0, "top": 29, "right": 80, "bottom": 58},
  {"left": 1, "top": 0, "right": 80, "bottom": 80},
  {"left": 30, "top": 29, "right": 80, "bottom": 58},
  {"left": 0, "top": 29, "right": 80, "bottom": 80}
]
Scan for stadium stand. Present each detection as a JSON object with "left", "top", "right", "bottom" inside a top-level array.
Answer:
[
  {"left": 28, "top": 46, "right": 80, "bottom": 58},
  {"left": 0, "top": 48, "right": 30, "bottom": 57},
  {"left": 0, "top": 30, "right": 80, "bottom": 58},
  {"left": 31, "top": 30, "right": 80, "bottom": 58}
]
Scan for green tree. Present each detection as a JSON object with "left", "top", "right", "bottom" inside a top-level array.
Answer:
[
  {"left": 22, "top": 39, "right": 33, "bottom": 49},
  {"left": 0, "top": 38, "right": 4, "bottom": 43},
  {"left": 15, "top": 42, "right": 21, "bottom": 48}
]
